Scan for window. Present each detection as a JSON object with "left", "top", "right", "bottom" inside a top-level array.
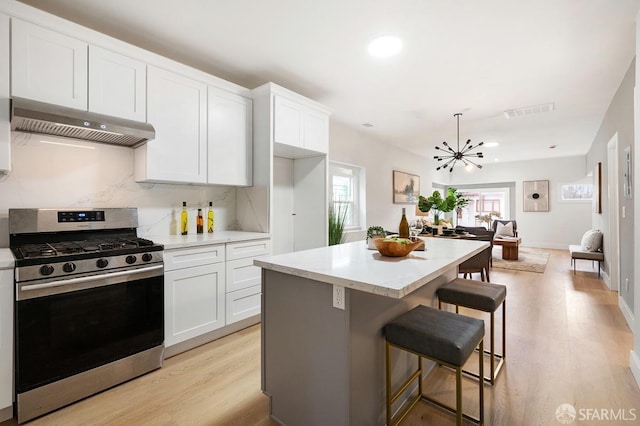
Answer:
[
  {"left": 457, "top": 187, "right": 510, "bottom": 228},
  {"left": 330, "top": 162, "right": 364, "bottom": 230}
]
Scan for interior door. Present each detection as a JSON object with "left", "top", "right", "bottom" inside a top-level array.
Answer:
[{"left": 273, "top": 156, "right": 294, "bottom": 254}]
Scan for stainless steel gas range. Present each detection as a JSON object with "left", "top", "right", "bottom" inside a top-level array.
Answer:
[{"left": 9, "top": 208, "right": 164, "bottom": 423}]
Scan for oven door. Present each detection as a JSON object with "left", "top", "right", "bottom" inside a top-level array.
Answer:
[{"left": 15, "top": 265, "right": 164, "bottom": 394}]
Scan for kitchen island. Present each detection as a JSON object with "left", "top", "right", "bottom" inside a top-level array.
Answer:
[{"left": 255, "top": 237, "right": 488, "bottom": 425}]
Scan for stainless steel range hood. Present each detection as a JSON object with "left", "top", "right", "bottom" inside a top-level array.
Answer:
[{"left": 11, "top": 97, "right": 155, "bottom": 147}]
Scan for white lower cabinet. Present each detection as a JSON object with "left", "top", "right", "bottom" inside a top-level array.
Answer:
[
  {"left": 164, "top": 245, "right": 225, "bottom": 347},
  {"left": 163, "top": 238, "right": 270, "bottom": 350},
  {"left": 226, "top": 257, "right": 262, "bottom": 324},
  {"left": 0, "top": 267, "right": 13, "bottom": 417},
  {"left": 225, "top": 238, "right": 271, "bottom": 324}
]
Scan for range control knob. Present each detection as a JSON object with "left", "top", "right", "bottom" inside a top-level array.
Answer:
[
  {"left": 126, "top": 255, "right": 137, "bottom": 265},
  {"left": 39, "top": 265, "right": 55, "bottom": 276},
  {"left": 141, "top": 253, "right": 153, "bottom": 262},
  {"left": 96, "top": 258, "right": 109, "bottom": 268},
  {"left": 62, "top": 262, "right": 76, "bottom": 273}
]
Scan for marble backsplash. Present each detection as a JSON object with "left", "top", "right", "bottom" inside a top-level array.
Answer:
[{"left": 0, "top": 132, "right": 239, "bottom": 247}]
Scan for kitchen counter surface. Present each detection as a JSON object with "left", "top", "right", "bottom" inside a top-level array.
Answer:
[
  {"left": 255, "top": 237, "right": 488, "bottom": 299},
  {"left": 0, "top": 249, "right": 14, "bottom": 269},
  {"left": 147, "top": 231, "right": 270, "bottom": 250}
]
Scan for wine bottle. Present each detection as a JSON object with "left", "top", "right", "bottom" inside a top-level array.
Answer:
[
  {"left": 180, "top": 202, "right": 188, "bottom": 235},
  {"left": 207, "top": 202, "right": 214, "bottom": 233},
  {"left": 399, "top": 207, "right": 410, "bottom": 238},
  {"left": 196, "top": 208, "right": 204, "bottom": 234}
]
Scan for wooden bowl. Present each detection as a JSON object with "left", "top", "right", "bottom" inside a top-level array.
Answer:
[{"left": 372, "top": 237, "right": 424, "bottom": 257}]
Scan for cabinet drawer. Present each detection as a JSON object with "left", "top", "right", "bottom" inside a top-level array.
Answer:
[
  {"left": 164, "top": 244, "right": 225, "bottom": 271},
  {"left": 226, "top": 284, "right": 261, "bottom": 324},
  {"left": 226, "top": 257, "right": 262, "bottom": 293},
  {"left": 226, "top": 239, "right": 272, "bottom": 261}
]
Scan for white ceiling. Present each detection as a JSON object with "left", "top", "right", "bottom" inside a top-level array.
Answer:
[{"left": 18, "top": 0, "right": 640, "bottom": 165}]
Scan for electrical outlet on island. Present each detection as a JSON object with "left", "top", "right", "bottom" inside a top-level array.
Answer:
[{"left": 333, "top": 285, "right": 345, "bottom": 310}]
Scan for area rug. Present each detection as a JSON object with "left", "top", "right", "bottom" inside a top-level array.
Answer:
[{"left": 492, "top": 247, "right": 550, "bottom": 273}]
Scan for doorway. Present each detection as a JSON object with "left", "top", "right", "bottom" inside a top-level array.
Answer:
[{"left": 607, "top": 133, "right": 620, "bottom": 291}]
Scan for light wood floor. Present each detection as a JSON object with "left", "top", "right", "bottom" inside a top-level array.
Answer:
[{"left": 3, "top": 249, "right": 639, "bottom": 425}]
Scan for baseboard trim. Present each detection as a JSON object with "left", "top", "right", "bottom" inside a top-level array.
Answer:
[
  {"left": 618, "top": 296, "right": 635, "bottom": 332},
  {"left": 164, "top": 315, "right": 260, "bottom": 358},
  {"left": 630, "top": 350, "right": 640, "bottom": 390}
]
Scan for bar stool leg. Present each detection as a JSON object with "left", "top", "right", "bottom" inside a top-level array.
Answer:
[
  {"left": 490, "top": 311, "right": 495, "bottom": 382},
  {"left": 479, "top": 340, "right": 484, "bottom": 424},
  {"left": 385, "top": 341, "right": 392, "bottom": 426},
  {"left": 456, "top": 366, "right": 462, "bottom": 425}
]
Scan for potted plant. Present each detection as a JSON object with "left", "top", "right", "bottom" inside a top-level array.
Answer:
[
  {"left": 418, "top": 188, "right": 458, "bottom": 225},
  {"left": 328, "top": 202, "right": 348, "bottom": 245},
  {"left": 366, "top": 226, "right": 386, "bottom": 249}
]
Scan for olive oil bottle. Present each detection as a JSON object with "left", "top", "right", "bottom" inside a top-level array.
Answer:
[
  {"left": 196, "top": 208, "right": 204, "bottom": 234},
  {"left": 180, "top": 202, "right": 188, "bottom": 235},
  {"left": 207, "top": 202, "right": 215, "bottom": 233}
]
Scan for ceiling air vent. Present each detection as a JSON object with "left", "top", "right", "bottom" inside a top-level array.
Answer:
[{"left": 503, "top": 102, "right": 555, "bottom": 119}]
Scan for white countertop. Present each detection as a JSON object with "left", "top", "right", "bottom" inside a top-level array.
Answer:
[
  {"left": 0, "top": 248, "right": 15, "bottom": 269},
  {"left": 254, "top": 238, "right": 488, "bottom": 298},
  {"left": 147, "top": 231, "right": 270, "bottom": 250}
]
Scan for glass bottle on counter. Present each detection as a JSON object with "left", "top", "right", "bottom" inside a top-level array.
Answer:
[
  {"left": 207, "top": 202, "right": 215, "bottom": 233},
  {"left": 196, "top": 208, "right": 204, "bottom": 234},
  {"left": 399, "top": 207, "right": 410, "bottom": 238},
  {"left": 180, "top": 202, "right": 188, "bottom": 235}
]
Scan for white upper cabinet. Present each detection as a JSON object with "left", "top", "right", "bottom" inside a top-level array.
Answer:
[
  {"left": 11, "top": 19, "right": 87, "bottom": 110},
  {"left": 273, "top": 94, "right": 329, "bottom": 154},
  {"left": 136, "top": 66, "right": 207, "bottom": 183},
  {"left": 0, "top": 13, "right": 10, "bottom": 174},
  {"left": 303, "top": 107, "right": 330, "bottom": 153},
  {"left": 88, "top": 45, "right": 146, "bottom": 121},
  {"left": 274, "top": 96, "right": 303, "bottom": 148},
  {"left": 207, "top": 86, "right": 253, "bottom": 186}
]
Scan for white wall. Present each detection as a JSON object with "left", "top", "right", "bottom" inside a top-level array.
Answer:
[
  {"left": 447, "top": 156, "right": 592, "bottom": 249},
  {"left": 0, "top": 132, "right": 238, "bottom": 247},
  {"left": 329, "top": 120, "right": 440, "bottom": 235}
]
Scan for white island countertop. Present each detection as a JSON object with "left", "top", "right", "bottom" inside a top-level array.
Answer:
[
  {"left": 255, "top": 238, "right": 488, "bottom": 298},
  {"left": 145, "top": 231, "right": 270, "bottom": 250}
]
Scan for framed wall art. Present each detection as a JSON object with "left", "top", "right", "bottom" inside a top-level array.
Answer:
[
  {"left": 523, "top": 180, "right": 549, "bottom": 212},
  {"left": 392, "top": 170, "right": 420, "bottom": 204}
]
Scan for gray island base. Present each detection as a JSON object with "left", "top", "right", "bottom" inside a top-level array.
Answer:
[{"left": 256, "top": 238, "right": 488, "bottom": 425}]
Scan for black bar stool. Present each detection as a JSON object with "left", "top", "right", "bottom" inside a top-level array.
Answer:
[
  {"left": 384, "top": 304, "right": 485, "bottom": 426},
  {"left": 437, "top": 278, "right": 506, "bottom": 384}
]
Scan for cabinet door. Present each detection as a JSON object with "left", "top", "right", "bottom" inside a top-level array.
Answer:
[
  {"left": 11, "top": 19, "right": 87, "bottom": 110},
  {"left": 143, "top": 66, "right": 207, "bottom": 183},
  {"left": 89, "top": 45, "right": 146, "bottom": 121},
  {"left": 302, "top": 108, "right": 329, "bottom": 153},
  {"left": 0, "top": 14, "right": 9, "bottom": 174},
  {"left": 207, "top": 87, "right": 252, "bottom": 186},
  {"left": 0, "top": 269, "right": 12, "bottom": 412},
  {"left": 273, "top": 95, "right": 303, "bottom": 148},
  {"left": 164, "top": 262, "right": 225, "bottom": 347}
]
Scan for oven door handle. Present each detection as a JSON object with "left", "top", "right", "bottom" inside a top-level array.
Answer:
[{"left": 20, "top": 264, "right": 164, "bottom": 292}]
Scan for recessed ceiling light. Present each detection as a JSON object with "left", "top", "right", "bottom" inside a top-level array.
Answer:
[
  {"left": 362, "top": 123, "right": 374, "bottom": 128},
  {"left": 549, "top": 145, "right": 557, "bottom": 149},
  {"left": 484, "top": 142, "right": 500, "bottom": 148},
  {"left": 368, "top": 36, "right": 402, "bottom": 58}
]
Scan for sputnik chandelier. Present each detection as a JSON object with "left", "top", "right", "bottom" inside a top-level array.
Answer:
[{"left": 434, "top": 113, "right": 483, "bottom": 172}]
